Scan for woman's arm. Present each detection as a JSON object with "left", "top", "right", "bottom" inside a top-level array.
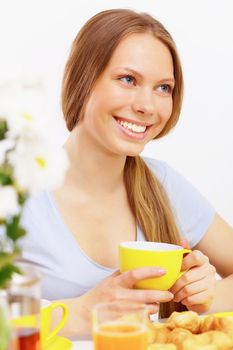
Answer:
[
  {"left": 170, "top": 214, "right": 233, "bottom": 313},
  {"left": 53, "top": 267, "right": 174, "bottom": 337},
  {"left": 195, "top": 213, "right": 233, "bottom": 312},
  {"left": 195, "top": 214, "right": 233, "bottom": 277}
]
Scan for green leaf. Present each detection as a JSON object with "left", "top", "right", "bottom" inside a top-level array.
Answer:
[
  {"left": 0, "top": 164, "right": 13, "bottom": 186},
  {"left": 6, "top": 216, "right": 27, "bottom": 242},
  {"left": 0, "top": 263, "right": 21, "bottom": 289},
  {"left": 0, "top": 173, "right": 13, "bottom": 186},
  {"left": 0, "top": 118, "right": 8, "bottom": 141},
  {"left": 18, "top": 191, "right": 28, "bottom": 206},
  {"left": 0, "top": 250, "right": 20, "bottom": 269}
]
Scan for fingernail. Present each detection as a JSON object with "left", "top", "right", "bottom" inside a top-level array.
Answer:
[
  {"left": 157, "top": 268, "right": 166, "bottom": 275},
  {"left": 168, "top": 292, "right": 174, "bottom": 299}
]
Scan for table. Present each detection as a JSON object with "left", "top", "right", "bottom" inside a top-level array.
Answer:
[{"left": 72, "top": 341, "right": 93, "bottom": 349}]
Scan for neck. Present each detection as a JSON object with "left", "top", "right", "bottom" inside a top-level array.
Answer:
[{"left": 63, "top": 128, "right": 127, "bottom": 196}]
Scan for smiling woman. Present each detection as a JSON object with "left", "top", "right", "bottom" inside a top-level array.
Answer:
[
  {"left": 77, "top": 33, "right": 174, "bottom": 155},
  {"left": 19, "top": 8, "right": 233, "bottom": 337}
]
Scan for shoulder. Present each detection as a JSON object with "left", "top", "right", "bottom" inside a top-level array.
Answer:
[
  {"left": 141, "top": 156, "right": 215, "bottom": 247},
  {"left": 142, "top": 156, "right": 205, "bottom": 195},
  {"left": 142, "top": 156, "right": 183, "bottom": 186},
  {"left": 141, "top": 155, "right": 214, "bottom": 207}
]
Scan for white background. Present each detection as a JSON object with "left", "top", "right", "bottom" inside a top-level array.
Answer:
[{"left": 0, "top": 0, "right": 232, "bottom": 225}]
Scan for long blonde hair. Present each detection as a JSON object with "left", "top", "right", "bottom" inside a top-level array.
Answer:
[{"left": 62, "top": 9, "right": 186, "bottom": 317}]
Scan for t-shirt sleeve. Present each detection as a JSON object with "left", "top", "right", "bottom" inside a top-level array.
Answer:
[{"left": 144, "top": 157, "right": 216, "bottom": 248}]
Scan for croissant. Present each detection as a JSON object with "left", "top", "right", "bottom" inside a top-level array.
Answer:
[
  {"left": 217, "top": 317, "right": 233, "bottom": 341},
  {"left": 147, "top": 323, "right": 171, "bottom": 344},
  {"left": 147, "top": 311, "right": 233, "bottom": 350},
  {"left": 183, "top": 331, "right": 233, "bottom": 350},
  {"left": 147, "top": 344, "right": 177, "bottom": 350},
  {"left": 165, "top": 311, "right": 200, "bottom": 334},
  {"left": 167, "top": 328, "right": 192, "bottom": 350},
  {"left": 200, "top": 315, "right": 220, "bottom": 332},
  {"left": 182, "top": 336, "right": 218, "bottom": 350}
]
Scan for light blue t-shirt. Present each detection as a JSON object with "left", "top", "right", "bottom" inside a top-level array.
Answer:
[{"left": 19, "top": 157, "right": 215, "bottom": 300}]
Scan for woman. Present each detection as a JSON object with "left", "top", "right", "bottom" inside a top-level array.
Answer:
[{"left": 21, "top": 9, "right": 233, "bottom": 335}]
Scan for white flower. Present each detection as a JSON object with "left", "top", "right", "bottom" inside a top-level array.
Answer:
[
  {"left": 0, "top": 186, "right": 20, "bottom": 219},
  {"left": 8, "top": 138, "right": 69, "bottom": 194},
  {"left": 3, "top": 111, "right": 46, "bottom": 141}
]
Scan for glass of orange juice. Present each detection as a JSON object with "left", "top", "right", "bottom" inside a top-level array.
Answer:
[{"left": 92, "top": 301, "right": 149, "bottom": 350}]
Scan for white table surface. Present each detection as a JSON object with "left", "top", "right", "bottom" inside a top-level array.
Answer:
[{"left": 72, "top": 340, "right": 93, "bottom": 349}]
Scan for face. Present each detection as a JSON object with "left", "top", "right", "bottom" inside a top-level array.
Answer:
[{"left": 77, "top": 32, "right": 175, "bottom": 157}]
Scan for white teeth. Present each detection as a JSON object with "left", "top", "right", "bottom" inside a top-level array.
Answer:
[{"left": 118, "top": 119, "right": 146, "bottom": 133}]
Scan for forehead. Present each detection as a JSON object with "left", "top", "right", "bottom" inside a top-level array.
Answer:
[{"left": 106, "top": 33, "right": 174, "bottom": 78}]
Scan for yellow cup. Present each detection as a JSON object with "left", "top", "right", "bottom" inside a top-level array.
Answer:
[
  {"left": 13, "top": 301, "right": 68, "bottom": 347},
  {"left": 40, "top": 301, "right": 68, "bottom": 346},
  {"left": 119, "top": 241, "right": 191, "bottom": 290}
]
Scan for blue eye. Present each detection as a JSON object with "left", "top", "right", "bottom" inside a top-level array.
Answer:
[
  {"left": 120, "top": 75, "right": 135, "bottom": 85},
  {"left": 157, "top": 84, "right": 173, "bottom": 94}
]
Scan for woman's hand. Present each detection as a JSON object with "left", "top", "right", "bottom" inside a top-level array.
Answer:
[
  {"left": 58, "top": 267, "right": 174, "bottom": 337},
  {"left": 85, "top": 267, "right": 174, "bottom": 315},
  {"left": 169, "top": 249, "right": 217, "bottom": 314}
]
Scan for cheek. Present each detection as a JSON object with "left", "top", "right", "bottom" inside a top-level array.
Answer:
[
  {"left": 83, "top": 93, "right": 114, "bottom": 130},
  {"left": 84, "top": 92, "right": 106, "bottom": 120},
  {"left": 159, "top": 98, "right": 173, "bottom": 123},
  {"left": 90, "top": 83, "right": 119, "bottom": 109}
]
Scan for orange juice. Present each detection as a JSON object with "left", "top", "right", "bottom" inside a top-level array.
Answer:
[{"left": 93, "top": 322, "right": 147, "bottom": 350}]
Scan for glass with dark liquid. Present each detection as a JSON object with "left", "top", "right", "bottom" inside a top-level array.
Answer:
[
  {"left": 7, "top": 263, "right": 41, "bottom": 350},
  {"left": 17, "top": 327, "right": 40, "bottom": 350}
]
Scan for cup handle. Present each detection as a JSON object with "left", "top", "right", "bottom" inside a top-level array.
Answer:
[
  {"left": 177, "top": 248, "right": 192, "bottom": 279},
  {"left": 182, "top": 248, "right": 191, "bottom": 255},
  {"left": 46, "top": 302, "right": 68, "bottom": 342}
]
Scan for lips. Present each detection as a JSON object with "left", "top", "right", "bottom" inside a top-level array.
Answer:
[
  {"left": 114, "top": 116, "right": 152, "bottom": 134},
  {"left": 113, "top": 116, "right": 152, "bottom": 141}
]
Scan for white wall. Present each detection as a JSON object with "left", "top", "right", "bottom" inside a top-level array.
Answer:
[{"left": 0, "top": 0, "right": 232, "bottom": 225}]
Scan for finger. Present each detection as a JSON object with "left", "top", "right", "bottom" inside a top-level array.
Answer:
[
  {"left": 180, "top": 238, "right": 190, "bottom": 249},
  {"left": 173, "top": 276, "right": 215, "bottom": 303},
  {"left": 117, "top": 288, "right": 174, "bottom": 304},
  {"left": 170, "top": 263, "right": 215, "bottom": 295},
  {"left": 125, "top": 289, "right": 174, "bottom": 304},
  {"left": 180, "top": 289, "right": 214, "bottom": 309},
  {"left": 120, "top": 266, "right": 166, "bottom": 288},
  {"left": 181, "top": 250, "right": 209, "bottom": 271},
  {"left": 186, "top": 302, "right": 213, "bottom": 314}
]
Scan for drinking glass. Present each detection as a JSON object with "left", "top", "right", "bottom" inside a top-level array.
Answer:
[
  {"left": 7, "top": 262, "right": 41, "bottom": 350},
  {"left": 92, "top": 301, "right": 149, "bottom": 350},
  {"left": 0, "top": 289, "right": 18, "bottom": 350}
]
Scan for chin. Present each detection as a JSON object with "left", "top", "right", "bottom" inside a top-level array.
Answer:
[
  {"left": 122, "top": 146, "right": 145, "bottom": 157},
  {"left": 126, "top": 151, "right": 142, "bottom": 157},
  {"left": 112, "top": 140, "right": 146, "bottom": 158}
]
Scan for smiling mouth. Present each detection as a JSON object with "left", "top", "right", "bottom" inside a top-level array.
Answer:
[{"left": 114, "top": 117, "right": 149, "bottom": 134}]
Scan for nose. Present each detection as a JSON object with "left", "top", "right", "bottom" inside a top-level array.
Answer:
[{"left": 132, "top": 88, "right": 155, "bottom": 116}]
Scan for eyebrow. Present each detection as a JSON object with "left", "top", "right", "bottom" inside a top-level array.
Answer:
[{"left": 122, "top": 67, "right": 175, "bottom": 85}]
